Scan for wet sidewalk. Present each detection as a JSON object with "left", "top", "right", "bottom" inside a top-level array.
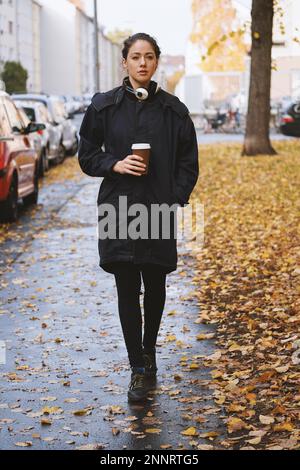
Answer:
[{"left": 0, "top": 173, "right": 224, "bottom": 450}]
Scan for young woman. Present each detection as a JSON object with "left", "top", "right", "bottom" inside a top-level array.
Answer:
[{"left": 78, "top": 33, "right": 199, "bottom": 403}]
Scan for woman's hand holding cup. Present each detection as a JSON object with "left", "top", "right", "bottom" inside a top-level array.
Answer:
[{"left": 112, "top": 154, "right": 146, "bottom": 176}]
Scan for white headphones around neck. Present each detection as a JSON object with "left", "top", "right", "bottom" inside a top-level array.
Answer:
[
  {"left": 125, "top": 86, "right": 150, "bottom": 100},
  {"left": 124, "top": 81, "right": 161, "bottom": 101}
]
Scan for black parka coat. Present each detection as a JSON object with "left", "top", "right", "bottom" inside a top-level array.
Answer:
[{"left": 78, "top": 78, "right": 199, "bottom": 274}]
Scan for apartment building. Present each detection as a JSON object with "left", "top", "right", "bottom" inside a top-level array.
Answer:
[
  {"left": 0, "top": 0, "right": 122, "bottom": 95},
  {"left": 0, "top": 0, "right": 41, "bottom": 92}
]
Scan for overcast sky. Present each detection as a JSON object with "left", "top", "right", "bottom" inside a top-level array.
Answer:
[{"left": 83, "top": 0, "right": 251, "bottom": 55}]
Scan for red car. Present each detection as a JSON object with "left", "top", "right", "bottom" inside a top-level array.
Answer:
[{"left": 0, "top": 92, "right": 45, "bottom": 221}]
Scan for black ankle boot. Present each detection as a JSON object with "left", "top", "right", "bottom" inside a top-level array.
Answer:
[
  {"left": 127, "top": 367, "right": 149, "bottom": 402},
  {"left": 142, "top": 348, "right": 158, "bottom": 377}
]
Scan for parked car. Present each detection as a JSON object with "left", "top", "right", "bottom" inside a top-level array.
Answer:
[
  {"left": 279, "top": 101, "right": 300, "bottom": 137},
  {"left": 11, "top": 93, "right": 78, "bottom": 159},
  {"left": 0, "top": 92, "right": 45, "bottom": 221},
  {"left": 72, "top": 95, "right": 85, "bottom": 113},
  {"left": 60, "top": 95, "right": 84, "bottom": 116},
  {"left": 14, "top": 99, "right": 63, "bottom": 171},
  {"left": 17, "top": 106, "right": 44, "bottom": 178}
]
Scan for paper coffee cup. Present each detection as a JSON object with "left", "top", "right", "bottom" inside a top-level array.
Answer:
[{"left": 131, "top": 143, "right": 151, "bottom": 175}]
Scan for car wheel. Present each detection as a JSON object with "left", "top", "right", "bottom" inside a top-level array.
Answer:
[
  {"left": 38, "top": 149, "right": 45, "bottom": 178},
  {"left": 23, "top": 167, "right": 39, "bottom": 206},
  {"left": 66, "top": 135, "right": 79, "bottom": 157},
  {"left": 39, "top": 148, "right": 50, "bottom": 177},
  {"left": 55, "top": 142, "right": 65, "bottom": 165},
  {"left": 72, "top": 135, "right": 79, "bottom": 155},
  {"left": 1, "top": 174, "right": 19, "bottom": 222}
]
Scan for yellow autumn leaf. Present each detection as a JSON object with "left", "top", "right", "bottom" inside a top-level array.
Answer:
[
  {"left": 247, "top": 436, "right": 261, "bottom": 445},
  {"left": 197, "top": 444, "right": 214, "bottom": 450},
  {"left": 108, "top": 406, "right": 125, "bottom": 415},
  {"left": 227, "top": 417, "right": 248, "bottom": 434},
  {"left": 273, "top": 422, "right": 294, "bottom": 432},
  {"left": 15, "top": 441, "right": 32, "bottom": 447},
  {"left": 167, "top": 310, "right": 177, "bottom": 316},
  {"left": 199, "top": 431, "right": 219, "bottom": 439},
  {"left": 227, "top": 403, "right": 246, "bottom": 412},
  {"left": 197, "top": 333, "right": 215, "bottom": 340},
  {"left": 181, "top": 426, "right": 199, "bottom": 437},
  {"left": 180, "top": 356, "right": 189, "bottom": 362},
  {"left": 73, "top": 408, "right": 92, "bottom": 416},
  {"left": 274, "top": 365, "right": 290, "bottom": 373},
  {"left": 228, "top": 342, "right": 242, "bottom": 352},
  {"left": 211, "top": 370, "right": 223, "bottom": 379},
  {"left": 42, "top": 406, "right": 63, "bottom": 415},
  {"left": 214, "top": 395, "right": 226, "bottom": 405},
  {"left": 245, "top": 393, "right": 257, "bottom": 405},
  {"left": 165, "top": 335, "right": 176, "bottom": 342}
]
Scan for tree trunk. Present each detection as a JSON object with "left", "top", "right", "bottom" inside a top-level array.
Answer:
[{"left": 242, "top": 0, "right": 276, "bottom": 156}]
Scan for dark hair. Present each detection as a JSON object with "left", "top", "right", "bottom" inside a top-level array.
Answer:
[{"left": 122, "top": 33, "right": 161, "bottom": 60}]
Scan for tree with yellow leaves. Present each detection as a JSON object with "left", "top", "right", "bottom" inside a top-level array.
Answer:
[
  {"left": 190, "top": 0, "right": 247, "bottom": 72},
  {"left": 106, "top": 29, "right": 133, "bottom": 46}
]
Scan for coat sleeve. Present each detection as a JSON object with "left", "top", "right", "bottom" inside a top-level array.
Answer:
[
  {"left": 174, "top": 114, "right": 199, "bottom": 206},
  {"left": 78, "top": 104, "right": 120, "bottom": 178}
]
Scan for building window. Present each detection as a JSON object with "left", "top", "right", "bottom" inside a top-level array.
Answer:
[{"left": 9, "top": 21, "right": 13, "bottom": 34}]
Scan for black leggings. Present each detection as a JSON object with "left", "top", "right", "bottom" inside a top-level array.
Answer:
[{"left": 113, "top": 263, "right": 167, "bottom": 368}]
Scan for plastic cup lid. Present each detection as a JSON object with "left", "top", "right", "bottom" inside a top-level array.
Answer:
[{"left": 131, "top": 143, "right": 151, "bottom": 149}]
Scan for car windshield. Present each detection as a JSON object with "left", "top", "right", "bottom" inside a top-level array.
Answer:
[
  {"left": 37, "top": 105, "right": 50, "bottom": 123},
  {"left": 22, "top": 107, "right": 36, "bottom": 122},
  {"left": 18, "top": 108, "right": 31, "bottom": 129}
]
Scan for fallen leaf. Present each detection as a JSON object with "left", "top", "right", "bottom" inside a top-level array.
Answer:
[
  {"left": 15, "top": 442, "right": 32, "bottom": 447},
  {"left": 181, "top": 426, "right": 199, "bottom": 437},
  {"left": 145, "top": 428, "right": 161, "bottom": 434},
  {"left": 40, "top": 419, "right": 52, "bottom": 426},
  {"left": 227, "top": 417, "right": 249, "bottom": 434},
  {"left": 273, "top": 422, "right": 294, "bottom": 432},
  {"left": 259, "top": 415, "right": 275, "bottom": 425}
]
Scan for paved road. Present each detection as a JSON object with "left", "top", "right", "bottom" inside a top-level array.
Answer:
[
  {"left": 0, "top": 163, "right": 225, "bottom": 450},
  {"left": 196, "top": 131, "right": 293, "bottom": 144},
  {"left": 4, "top": 110, "right": 287, "bottom": 449},
  {"left": 73, "top": 111, "right": 294, "bottom": 145}
]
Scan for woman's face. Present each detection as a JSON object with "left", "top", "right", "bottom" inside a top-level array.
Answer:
[{"left": 123, "top": 40, "right": 158, "bottom": 88}]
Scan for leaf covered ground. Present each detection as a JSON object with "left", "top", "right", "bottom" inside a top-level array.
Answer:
[
  {"left": 191, "top": 141, "right": 300, "bottom": 450},
  {"left": 1, "top": 142, "right": 299, "bottom": 450}
]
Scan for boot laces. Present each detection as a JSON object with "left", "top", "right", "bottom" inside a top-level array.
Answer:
[{"left": 130, "top": 373, "right": 145, "bottom": 390}]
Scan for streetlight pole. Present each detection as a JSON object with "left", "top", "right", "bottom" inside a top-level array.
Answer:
[{"left": 93, "top": 0, "right": 100, "bottom": 92}]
